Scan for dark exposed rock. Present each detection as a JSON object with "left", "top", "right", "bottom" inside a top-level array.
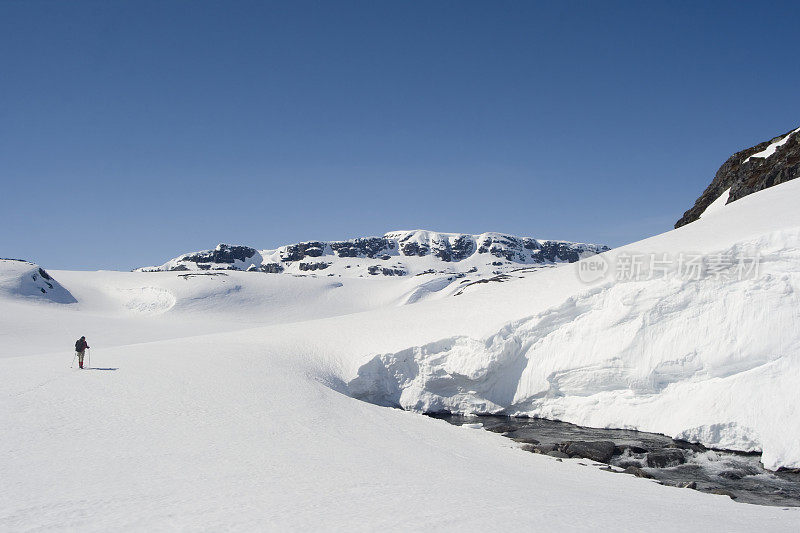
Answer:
[
  {"left": 400, "top": 241, "right": 429, "bottom": 257},
  {"left": 623, "top": 466, "right": 654, "bottom": 479},
  {"left": 431, "top": 235, "right": 475, "bottom": 262},
  {"left": 709, "top": 488, "right": 738, "bottom": 500},
  {"left": 299, "top": 262, "right": 330, "bottom": 271},
  {"left": 177, "top": 272, "right": 229, "bottom": 279},
  {"left": 614, "top": 445, "right": 649, "bottom": 455},
  {"left": 282, "top": 242, "right": 326, "bottom": 261},
  {"left": 531, "top": 444, "right": 557, "bottom": 454},
  {"left": 538, "top": 241, "right": 583, "bottom": 263},
  {"left": 672, "top": 440, "right": 707, "bottom": 453},
  {"left": 453, "top": 274, "right": 512, "bottom": 295},
  {"left": 717, "top": 464, "right": 759, "bottom": 480},
  {"left": 511, "top": 437, "right": 541, "bottom": 445},
  {"left": 484, "top": 423, "right": 520, "bottom": 435},
  {"left": 563, "top": 440, "right": 616, "bottom": 463},
  {"left": 547, "top": 450, "right": 570, "bottom": 459},
  {"left": 182, "top": 244, "right": 257, "bottom": 264},
  {"left": 367, "top": 266, "right": 406, "bottom": 276},
  {"left": 646, "top": 449, "right": 686, "bottom": 468},
  {"left": 169, "top": 265, "right": 190, "bottom": 271},
  {"left": 449, "top": 235, "right": 475, "bottom": 261},
  {"left": 330, "top": 237, "right": 394, "bottom": 258},
  {"left": 676, "top": 126, "right": 800, "bottom": 227},
  {"left": 260, "top": 262, "right": 284, "bottom": 273}
]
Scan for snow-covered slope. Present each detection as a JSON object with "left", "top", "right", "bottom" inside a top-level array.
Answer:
[
  {"left": 138, "top": 229, "right": 609, "bottom": 280},
  {"left": 2, "top": 184, "right": 800, "bottom": 530}
]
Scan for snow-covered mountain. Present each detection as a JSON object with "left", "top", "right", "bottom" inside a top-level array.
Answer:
[
  {"left": 137, "top": 230, "right": 609, "bottom": 279},
  {"left": 676, "top": 125, "right": 800, "bottom": 227}
]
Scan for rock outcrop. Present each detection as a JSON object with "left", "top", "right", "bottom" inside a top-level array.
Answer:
[{"left": 676, "top": 126, "right": 800, "bottom": 228}]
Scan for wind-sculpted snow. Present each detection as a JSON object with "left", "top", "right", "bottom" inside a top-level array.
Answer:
[{"left": 349, "top": 230, "right": 800, "bottom": 469}]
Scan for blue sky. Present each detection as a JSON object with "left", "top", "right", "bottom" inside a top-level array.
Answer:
[{"left": 1, "top": 1, "right": 798, "bottom": 270}]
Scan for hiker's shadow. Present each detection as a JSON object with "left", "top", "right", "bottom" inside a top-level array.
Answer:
[{"left": 86, "top": 368, "right": 119, "bottom": 371}]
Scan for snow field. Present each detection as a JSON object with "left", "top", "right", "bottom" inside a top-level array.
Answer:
[{"left": 2, "top": 180, "right": 800, "bottom": 529}]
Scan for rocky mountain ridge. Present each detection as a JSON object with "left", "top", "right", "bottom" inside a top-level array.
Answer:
[{"left": 138, "top": 230, "right": 609, "bottom": 279}]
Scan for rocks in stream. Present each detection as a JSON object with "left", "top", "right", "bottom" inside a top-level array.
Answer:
[
  {"left": 485, "top": 423, "right": 522, "bottom": 435},
  {"left": 622, "top": 466, "right": 654, "bottom": 479},
  {"left": 524, "top": 443, "right": 556, "bottom": 454},
  {"left": 547, "top": 451, "right": 570, "bottom": 459},
  {"left": 561, "top": 441, "right": 616, "bottom": 463},
  {"left": 511, "top": 437, "right": 541, "bottom": 445},
  {"left": 646, "top": 449, "right": 687, "bottom": 468},
  {"left": 614, "top": 445, "right": 649, "bottom": 455},
  {"left": 446, "top": 416, "right": 797, "bottom": 506},
  {"left": 710, "top": 489, "right": 738, "bottom": 500}
]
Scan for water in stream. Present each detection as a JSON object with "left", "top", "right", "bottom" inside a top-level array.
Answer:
[{"left": 432, "top": 414, "right": 800, "bottom": 507}]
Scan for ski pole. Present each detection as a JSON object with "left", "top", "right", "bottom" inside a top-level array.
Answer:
[{"left": 71, "top": 352, "right": 76, "bottom": 368}]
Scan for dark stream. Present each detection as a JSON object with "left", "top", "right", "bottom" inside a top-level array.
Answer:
[{"left": 432, "top": 414, "right": 800, "bottom": 507}]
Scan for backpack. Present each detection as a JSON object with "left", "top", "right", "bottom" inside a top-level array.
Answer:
[{"left": 75, "top": 339, "right": 83, "bottom": 351}]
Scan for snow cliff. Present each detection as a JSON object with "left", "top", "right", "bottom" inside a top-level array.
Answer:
[{"left": 349, "top": 180, "right": 800, "bottom": 469}]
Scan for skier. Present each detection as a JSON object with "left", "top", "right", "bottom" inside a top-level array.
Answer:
[{"left": 75, "top": 336, "right": 90, "bottom": 369}]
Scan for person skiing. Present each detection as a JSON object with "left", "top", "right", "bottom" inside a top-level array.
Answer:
[{"left": 75, "top": 336, "right": 90, "bottom": 369}]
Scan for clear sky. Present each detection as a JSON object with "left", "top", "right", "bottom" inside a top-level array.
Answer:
[{"left": 1, "top": 1, "right": 798, "bottom": 270}]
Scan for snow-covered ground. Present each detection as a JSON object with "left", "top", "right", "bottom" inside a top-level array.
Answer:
[{"left": 2, "top": 181, "right": 800, "bottom": 530}]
